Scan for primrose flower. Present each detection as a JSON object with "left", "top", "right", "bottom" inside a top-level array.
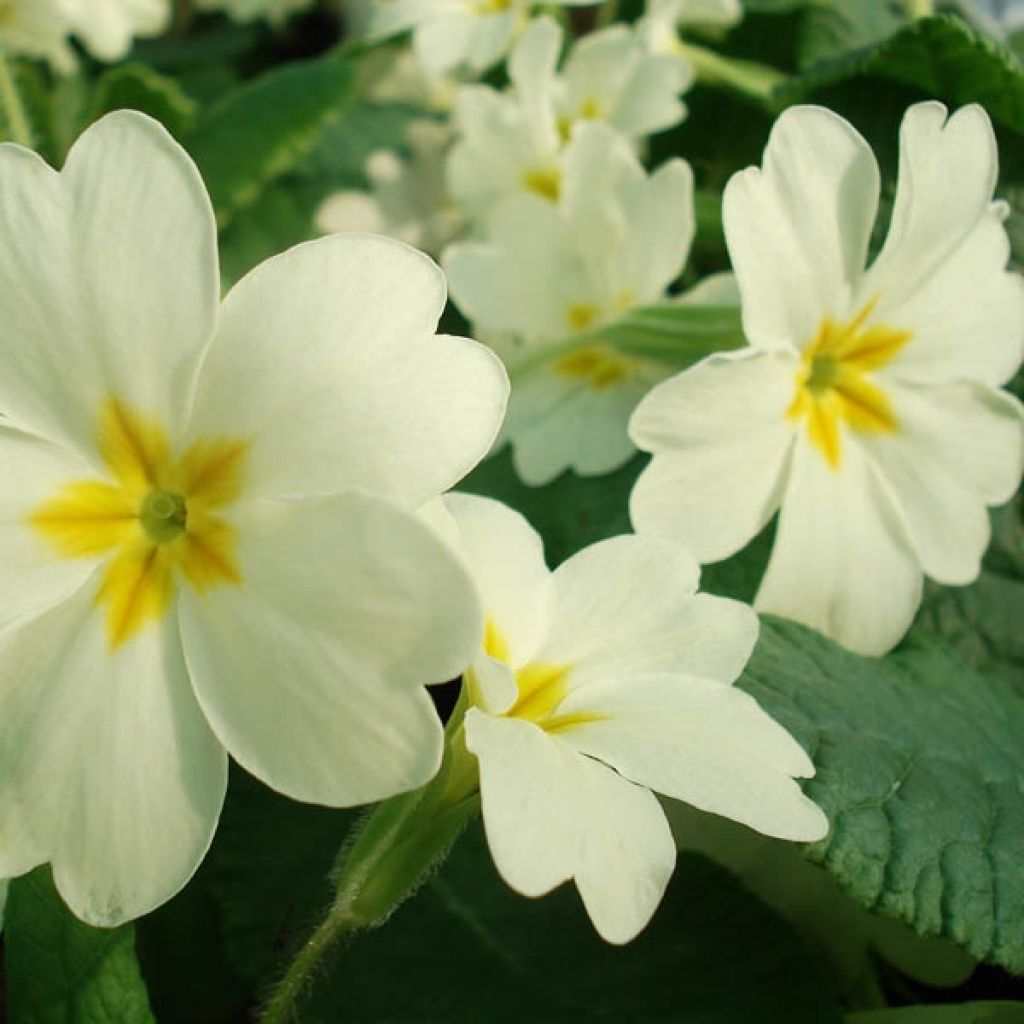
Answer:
[
  {"left": 60, "top": 0, "right": 170, "bottom": 61},
  {"left": 434, "top": 493, "right": 827, "bottom": 944},
  {"left": 0, "top": 111, "right": 507, "bottom": 925},
  {"left": 194, "top": 0, "right": 315, "bottom": 23},
  {"left": 447, "top": 16, "right": 689, "bottom": 222},
  {"left": 363, "top": 0, "right": 596, "bottom": 79},
  {"left": 317, "top": 119, "right": 463, "bottom": 258},
  {"left": 445, "top": 122, "right": 693, "bottom": 484},
  {"left": 630, "top": 103, "right": 1024, "bottom": 656}
]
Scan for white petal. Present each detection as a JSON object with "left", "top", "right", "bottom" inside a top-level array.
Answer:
[
  {"left": 507, "top": 16, "right": 561, "bottom": 157},
  {"left": 865, "top": 380, "right": 1024, "bottom": 585},
  {"left": 560, "top": 674, "right": 827, "bottom": 841},
  {"left": 629, "top": 349, "right": 797, "bottom": 562},
  {"left": 722, "top": 105, "right": 879, "bottom": 349},
  {"left": 187, "top": 234, "right": 507, "bottom": 506},
  {"left": 865, "top": 104, "right": 1000, "bottom": 318},
  {"left": 535, "top": 535, "right": 759, "bottom": 686},
  {"left": 0, "top": 586, "right": 227, "bottom": 926},
  {"left": 441, "top": 493, "right": 554, "bottom": 667},
  {"left": 756, "top": 435, "right": 923, "bottom": 656},
  {"left": 0, "top": 112, "right": 218, "bottom": 459},
  {"left": 465, "top": 710, "right": 676, "bottom": 944},
  {"left": 179, "top": 492, "right": 480, "bottom": 805},
  {"left": 413, "top": 13, "right": 477, "bottom": 76},
  {"left": 64, "top": 0, "right": 170, "bottom": 60},
  {"left": 0, "top": 427, "right": 102, "bottom": 626}
]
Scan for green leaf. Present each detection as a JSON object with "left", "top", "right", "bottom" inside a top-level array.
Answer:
[
  {"left": 740, "top": 618, "right": 1024, "bottom": 973},
  {"left": 185, "top": 54, "right": 356, "bottom": 227},
  {"left": 798, "top": 0, "right": 910, "bottom": 70},
  {"left": 785, "top": 15, "right": 1024, "bottom": 139},
  {"left": 846, "top": 1004, "right": 1024, "bottom": 1023},
  {"left": 4, "top": 867, "right": 155, "bottom": 1024},
  {"left": 88, "top": 63, "right": 197, "bottom": 139},
  {"left": 304, "top": 822, "right": 843, "bottom": 1022}
]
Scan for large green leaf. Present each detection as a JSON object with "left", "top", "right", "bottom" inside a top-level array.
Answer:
[
  {"left": 847, "top": 1005, "right": 1024, "bottom": 1023},
  {"left": 740, "top": 618, "right": 1024, "bottom": 974},
  {"left": 88, "top": 63, "right": 197, "bottom": 140},
  {"left": 797, "top": 0, "right": 911, "bottom": 70},
  {"left": 785, "top": 15, "right": 1024, "bottom": 138},
  {"left": 4, "top": 868, "right": 155, "bottom": 1024},
  {"left": 185, "top": 54, "right": 356, "bottom": 227},
  {"left": 303, "top": 822, "right": 843, "bottom": 1022}
]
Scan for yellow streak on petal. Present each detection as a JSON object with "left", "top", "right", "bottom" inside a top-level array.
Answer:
[
  {"left": 97, "top": 541, "right": 175, "bottom": 648},
  {"left": 29, "top": 482, "right": 137, "bottom": 556},
  {"left": 483, "top": 617, "right": 510, "bottom": 663},
  {"left": 97, "top": 398, "right": 171, "bottom": 491},
  {"left": 788, "top": 297, "right": 911, "bottom": 470},
  {"left": 171, "top": 437, "right": 250, "bottom": 511},
  {"left": 521, "top": 166, "right": 562, "bottom": 201},
  {"left": 175, "top": 517, "right": 241, "bottom": 593},
  {"left": 555, "top": 343, "right": 633, "bottom": 390}
]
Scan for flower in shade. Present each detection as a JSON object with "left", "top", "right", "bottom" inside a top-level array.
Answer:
[
  {"left": 445, "top": 121, "right": 693, "bottom": 484},
  {"left": 630, "top": 102, "right": 1024, "bottom": 656},
  {"left": 0, "top": 111, "right": 507, "bottom": 925},
  {"left": 431, "top": 493, "right": 827, "bottom": 944},
  {"left": 60, "top": 0, "right": 170, "bottom": 61}
]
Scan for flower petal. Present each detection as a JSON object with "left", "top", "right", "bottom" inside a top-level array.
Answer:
[
  {"left": 441, "top": 493, "right": 554, "bottom": 667},
  {"left": 864, "top": 379, "right": 1024, "bottom": 585},
  {"left": 0, "top": 426, "right": 105, "bottom": 627},
  {"left": 0, "top": 586, "right": 227, "bottom": 926},
  {"left": 559, "top": 674, "right": 827, "bottom": 841},
  {"left": 722, "top": 105, "right": 880, "bottom": 349},
  {"left": 535, "top": 535, "right": 759, "bottom": 687},
  {"left": 180, "top": 491, "right": 481, "bottom": 805},
  {"left": 187, "top": 234, "right": 507, "bottom": 506},
  {"left": 630, "top": 349, "right": 796, "bottom": 562},
  {"left": 0, "top": 112, "right": 218, "bottom": 459},
  {"left": 465, "top": 710, "right": 676, "bottom": 944},
  {"left": 756, "top": 434, "right": 922, "bottom": 656}
]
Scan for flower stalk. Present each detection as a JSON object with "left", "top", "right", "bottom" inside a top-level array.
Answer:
[
  {"left": 675, "top": 41, "right": 790, "bottom": 108},
  {"left": 0, "top": 53, "right": 33, "bottom": 149},
  {"left": 260, "top": 697, "right": 481, "bottom": 1024}
]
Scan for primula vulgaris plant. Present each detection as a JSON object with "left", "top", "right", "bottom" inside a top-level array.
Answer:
[{"left": 0, "top": 2, "right": 1023, "bottom": 1023}]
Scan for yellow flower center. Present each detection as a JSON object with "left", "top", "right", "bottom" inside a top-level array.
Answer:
[
  {"left": 521, "top": 166, "right": 561, "bottom": 201},
  {"left": 787, "top": 297, "right": 911, "bottom": 469},
  {"left": 29, "top": 398, "right": 249, "bottom": 649},
  {"left": 555, "top": 344, "right": 634, "bottom": 390},
  {"left": 480, "top": 619, "right": 604, "bottom": 734},
  {"left": 470, "top": 0, "right": 511, "bottom": 12}
]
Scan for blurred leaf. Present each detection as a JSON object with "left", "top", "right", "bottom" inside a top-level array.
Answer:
[
  {"left": 89, "top": 63, "right": 197, "bottom": 139},
  {"left": 304, "top": 823, "right": 843, "bottom": 1022},
  {"left": 741, "top": 618, "right": 1024, "bottom": 973},
  {"left": 186, "top": 53, "right": 356, "bottom": 226},
  {"left": 4, "top": 867, "right": 155, "bottom": 1024},
  {"left": 846, "top": 1004, "right": 1024, "bottom": 1023},
  {"left": 785, "top": 15, "right": 1024, "bottom": 138},
  {"left": 798, "top": 0, "right": 910, "bottom": 69}
]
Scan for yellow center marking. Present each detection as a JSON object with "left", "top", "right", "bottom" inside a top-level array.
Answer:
[
  {"left": 521, "top": 166, "right": 561, "bottom": 201},
  {"left": 787, "top": 297, "right": 911, "bottom": 469},
  {"left": 30, "top": 398, "right": 249, "bottom": 648},
  {"left": 480, "top": 618, "right": 604, "bottom": 734},
  {"left": 555, "top": 344, "right": 634, "bottom": 390},
  {"left": 471, "top": 0, "right": 510, "bottom": 11}
]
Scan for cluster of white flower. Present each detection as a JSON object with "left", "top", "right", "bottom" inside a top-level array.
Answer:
[{"left": 0, "top": 0, "right": 1022, "bottom": 965}]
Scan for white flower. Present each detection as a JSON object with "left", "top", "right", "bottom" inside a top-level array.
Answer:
[
  {"left": 445, "top": 122, "right": 693, "bottom": 484},
  {"left": 630, "top": 102, "right": 1024, "bottom": 656},
  {"left": 363, "top": 0, "right": 597, "bottom": 79},
  {"left": 432, "top": 493, "right": 826, "bottom": 944},
  {"left": 447, "top": 16, "right": 689, "bottom": 222},
  {"left": 317, "top": 119, "right": 464, "bottom": 257},
  {"left": 0, "top": 111, "right": 508, "bottom": 925},
  {"left": 60, "top": 0, "right": 170, "bottom": 61},
  {"left": 0, "top": 0, "right": 76, "bottom": 71},
  {"left": 194, "top": 0, "right": 315, "bottom": 24},
  {"left": 639, "top": 0, "right": 742, "bottom": 55},
  {"left": 358, "top": 46, "right": 461, "bottom": 113}
]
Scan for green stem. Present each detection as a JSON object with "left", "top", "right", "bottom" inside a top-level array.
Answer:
[
  {"left": 674, "top": 40, "right": 791, "bottom": 108},
  {"left": 0, "top": 53, "right": 32, "bottom": 148},
  {"left": 260, "top": 702, "right": 481, "bottom": 1024}
]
